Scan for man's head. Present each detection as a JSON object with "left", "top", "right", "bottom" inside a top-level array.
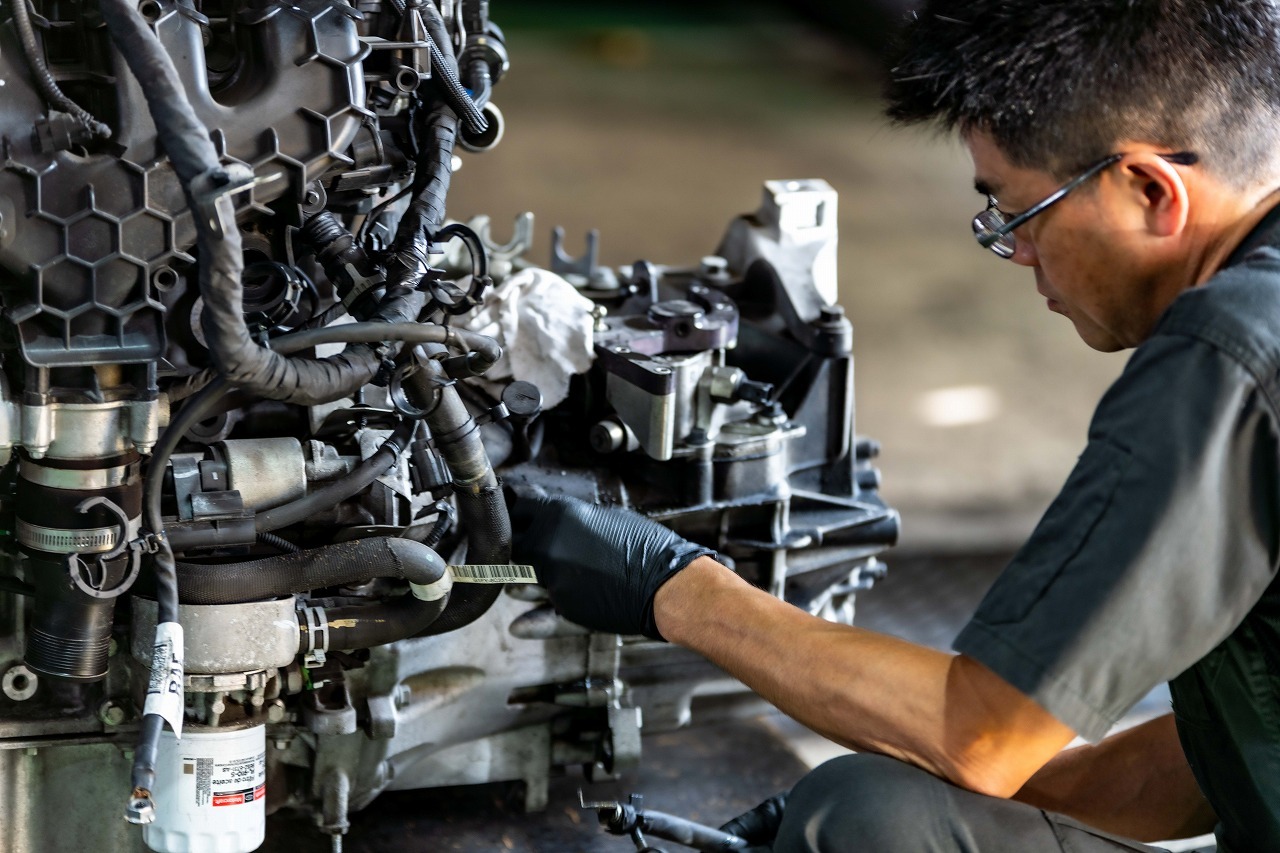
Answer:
[{"left": 886, "top": 1, "right": 1280, "bottom": 350}]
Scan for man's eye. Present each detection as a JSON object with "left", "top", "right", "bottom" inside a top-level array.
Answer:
[{"left": 989, "top": 197, "right": 1019, "bottom": 218}]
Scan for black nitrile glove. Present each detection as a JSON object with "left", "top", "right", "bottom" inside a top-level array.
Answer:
[
  {"left": 509, "top": 495, "right": 715, "bottom": 640},
  {"left": 720, "top": 792, "right": 787, "bottom": 851}
]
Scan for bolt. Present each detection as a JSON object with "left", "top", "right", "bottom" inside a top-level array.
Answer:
[
  {"left": 818, "top": 305, "right": 845, "bottom": 323},
  {"left": 590, "top": 304, "right": 608, "bottom": 332},
  {"left": 98, "top": 700, "right": 127, "bottom": 727},
  {"left": 394, "top": 684, "right": 412, "bottom": 708}
]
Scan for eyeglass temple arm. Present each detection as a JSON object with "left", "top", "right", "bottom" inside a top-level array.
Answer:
[{"left": 978, "top": 154, "right": 1124, "bottom": 247}]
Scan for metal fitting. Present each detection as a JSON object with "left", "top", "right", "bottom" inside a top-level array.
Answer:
[{"left": 2, "top": 664, "right": 38, "bottom": 701}]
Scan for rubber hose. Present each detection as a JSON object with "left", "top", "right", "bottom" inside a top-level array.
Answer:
[
  {"left": 322, "top": 593, "right": 449, "bottom": 650},
  {"left": 417, "top": 376, "right": 511, "bottom": 636},
  {"left": 175, "top": 536, "right": 446, "bottom": 604},
  {"left": 161, "top": 322, "right": 503, "bottom": 405},
  {"left": 255, "top": 421, "right": 415, "bottom": 532},
  {"left": 100, "top": 0, "right": 436, "bottom": 406},
  {"left": 418, "top": 486, "right": 506, "bottom": 634},
  {"left": 9, "top": 0, "right": 111, "bottom": 137}
]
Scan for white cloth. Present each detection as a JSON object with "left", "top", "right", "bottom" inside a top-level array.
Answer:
[{"left": 462, "top": 267, "right": 595, "bottom": 408}]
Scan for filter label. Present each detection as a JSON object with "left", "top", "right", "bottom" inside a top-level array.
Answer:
[
  {"left": 212, "top": 784, "right": 267, "bottom": 807},
  {"left": 185, "top": 748, "right": 266, "bottom": 808}
]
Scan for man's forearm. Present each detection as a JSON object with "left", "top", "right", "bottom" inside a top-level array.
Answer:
[
  {"left": 654, "top": 556, "right": 1075, "bottom": 798},
  {"left": 1014, "top": 713, "right": 1216, "bottom": 841}
]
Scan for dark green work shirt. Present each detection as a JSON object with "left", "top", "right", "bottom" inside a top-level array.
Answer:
[{"left": 954, "top": 209, "right": 1280, "bottom": 852}]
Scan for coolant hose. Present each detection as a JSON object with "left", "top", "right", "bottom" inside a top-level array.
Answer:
[
  {"left": 320, "top": 593, "right": 450, "bottom": 650},
  {"left": 254, "top": 421, "right": 415, "bottom": 532},
  {"left": 175, "top": 537, "right": 446, "bottom": 604},
  {"left": 418, "top": 372, "right": 511, "bottom": 635}
]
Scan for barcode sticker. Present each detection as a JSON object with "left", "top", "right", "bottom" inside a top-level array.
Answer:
[
  {"left": 144, "top": 621, "right": 185, "bottom": 737},
  {"left": 449, "top": 564, "right": 539, "bottom": 584}
]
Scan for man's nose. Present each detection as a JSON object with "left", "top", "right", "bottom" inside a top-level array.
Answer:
[{"left": 1010, "top": 233, "right": 1038, "bottom": 267}]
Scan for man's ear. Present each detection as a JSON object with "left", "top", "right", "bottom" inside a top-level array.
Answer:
[{"left": 1123, "top": 155, "right": 1190, "bottom": 237}]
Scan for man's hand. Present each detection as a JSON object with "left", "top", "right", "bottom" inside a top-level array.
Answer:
[{"left": 509, "top": 495, "right": 714, "bottom": 639}]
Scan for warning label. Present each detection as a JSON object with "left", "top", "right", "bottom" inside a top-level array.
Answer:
[{"left": 213, "top": 784, "right": 266, "bottom": 807}]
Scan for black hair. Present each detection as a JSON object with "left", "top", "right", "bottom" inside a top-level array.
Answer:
[{"left": 886, "top": 0, "right": 1280, "bottom": 187}]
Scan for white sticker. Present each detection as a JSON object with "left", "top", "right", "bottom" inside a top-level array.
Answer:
[
  {"left": 448, "top": 564, "right": 539, "bottom": 584},
  {"left": 144, "top": 621, "right": 185, "bottom": 737}
]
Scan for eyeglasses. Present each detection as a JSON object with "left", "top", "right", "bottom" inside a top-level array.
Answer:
[{"left": 972, "top": 151, "right": 1199, "bottom": 258}]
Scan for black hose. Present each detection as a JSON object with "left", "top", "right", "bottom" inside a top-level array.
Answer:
[
  {"left": 409, "top": 500, "right": 455, "bottom": 550},
  {"left": 255, "top": 421, "right": 415, "bottom": 532},
  {"left": 420, "top": 486, "right": 506, "bottom": 634},
  {"left": 163, "top": 322, "right": 502, "bottom": 404},
  {"left": 255, "top": 532, "right": 299, "bottom": 554},
  {"left": 322, "top": 592, "right": 449, "bottom": 650},
  {"left": 176, "top": 536, "right": 446, "bottom": 604},
  {"left": 9, "top": 0, "right": 111, "bottom": 138},
  {"left": 415, "top": 363, "right": 511, "bottom": 636}
]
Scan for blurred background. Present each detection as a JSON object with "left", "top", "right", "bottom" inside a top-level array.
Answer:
[{"left": 448, "top": 0, "right": 1125, "bottom": 554}]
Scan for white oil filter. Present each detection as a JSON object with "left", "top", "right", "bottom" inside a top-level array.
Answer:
[{"left": 144, "top": 724, "right": 267, "bottom": 853}]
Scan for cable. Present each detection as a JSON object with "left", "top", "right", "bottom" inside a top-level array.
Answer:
[
  {"left": 254, "top": 421, "right": 415, "bottom": 532},
  {"left": 7, "top": 0, "right": 111, "bottom": 138},
  {"left": 128, "top": 374, "right": 230, "bottom": 819},
  {"left": 255, "top": 532, "right": 299, "bottom": 554}
]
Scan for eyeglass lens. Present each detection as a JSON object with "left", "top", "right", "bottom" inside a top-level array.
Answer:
[{"left": 972, "top": 208, "right": 1016, "bottom": 258}]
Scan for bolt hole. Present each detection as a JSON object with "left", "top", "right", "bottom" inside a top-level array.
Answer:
[
  {"left": 139, "top": 0, "right": 162, "bottom": 21},
  {"left": 11, "top": 675, "right": 28, "bottom": 692},
  {"left": 152, "top": 266, "right": 179, "bottom": 291}
]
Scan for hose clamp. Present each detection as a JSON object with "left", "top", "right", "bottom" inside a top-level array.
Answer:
[{"left": 301, "top": 604, "right": 329, "bottom": 667}]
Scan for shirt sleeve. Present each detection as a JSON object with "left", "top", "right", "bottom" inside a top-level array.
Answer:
[{"left": 953, "top": 332, "right": 1280, "bottom": 742}]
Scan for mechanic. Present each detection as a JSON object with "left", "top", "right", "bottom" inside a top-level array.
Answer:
[{"left": 512, "top": 2, "right": 1280, "bottom": 851}]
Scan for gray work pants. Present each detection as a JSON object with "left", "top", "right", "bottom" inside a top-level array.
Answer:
[{"left": 771, "top": 754, "right": 1175, "bottom": 853}]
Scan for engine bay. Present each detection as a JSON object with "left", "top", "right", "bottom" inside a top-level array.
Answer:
[{"left": 0, "top": 1, "right": 897, "bottom": 849}]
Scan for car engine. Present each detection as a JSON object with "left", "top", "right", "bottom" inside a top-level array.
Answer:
[{"left": 0, "top": 1, "right": 898, "bottom": 850}]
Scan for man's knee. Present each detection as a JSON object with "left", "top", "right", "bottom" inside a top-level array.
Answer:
[{"left": 773, "top": 753, "right": 949, "bottom": 853}]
